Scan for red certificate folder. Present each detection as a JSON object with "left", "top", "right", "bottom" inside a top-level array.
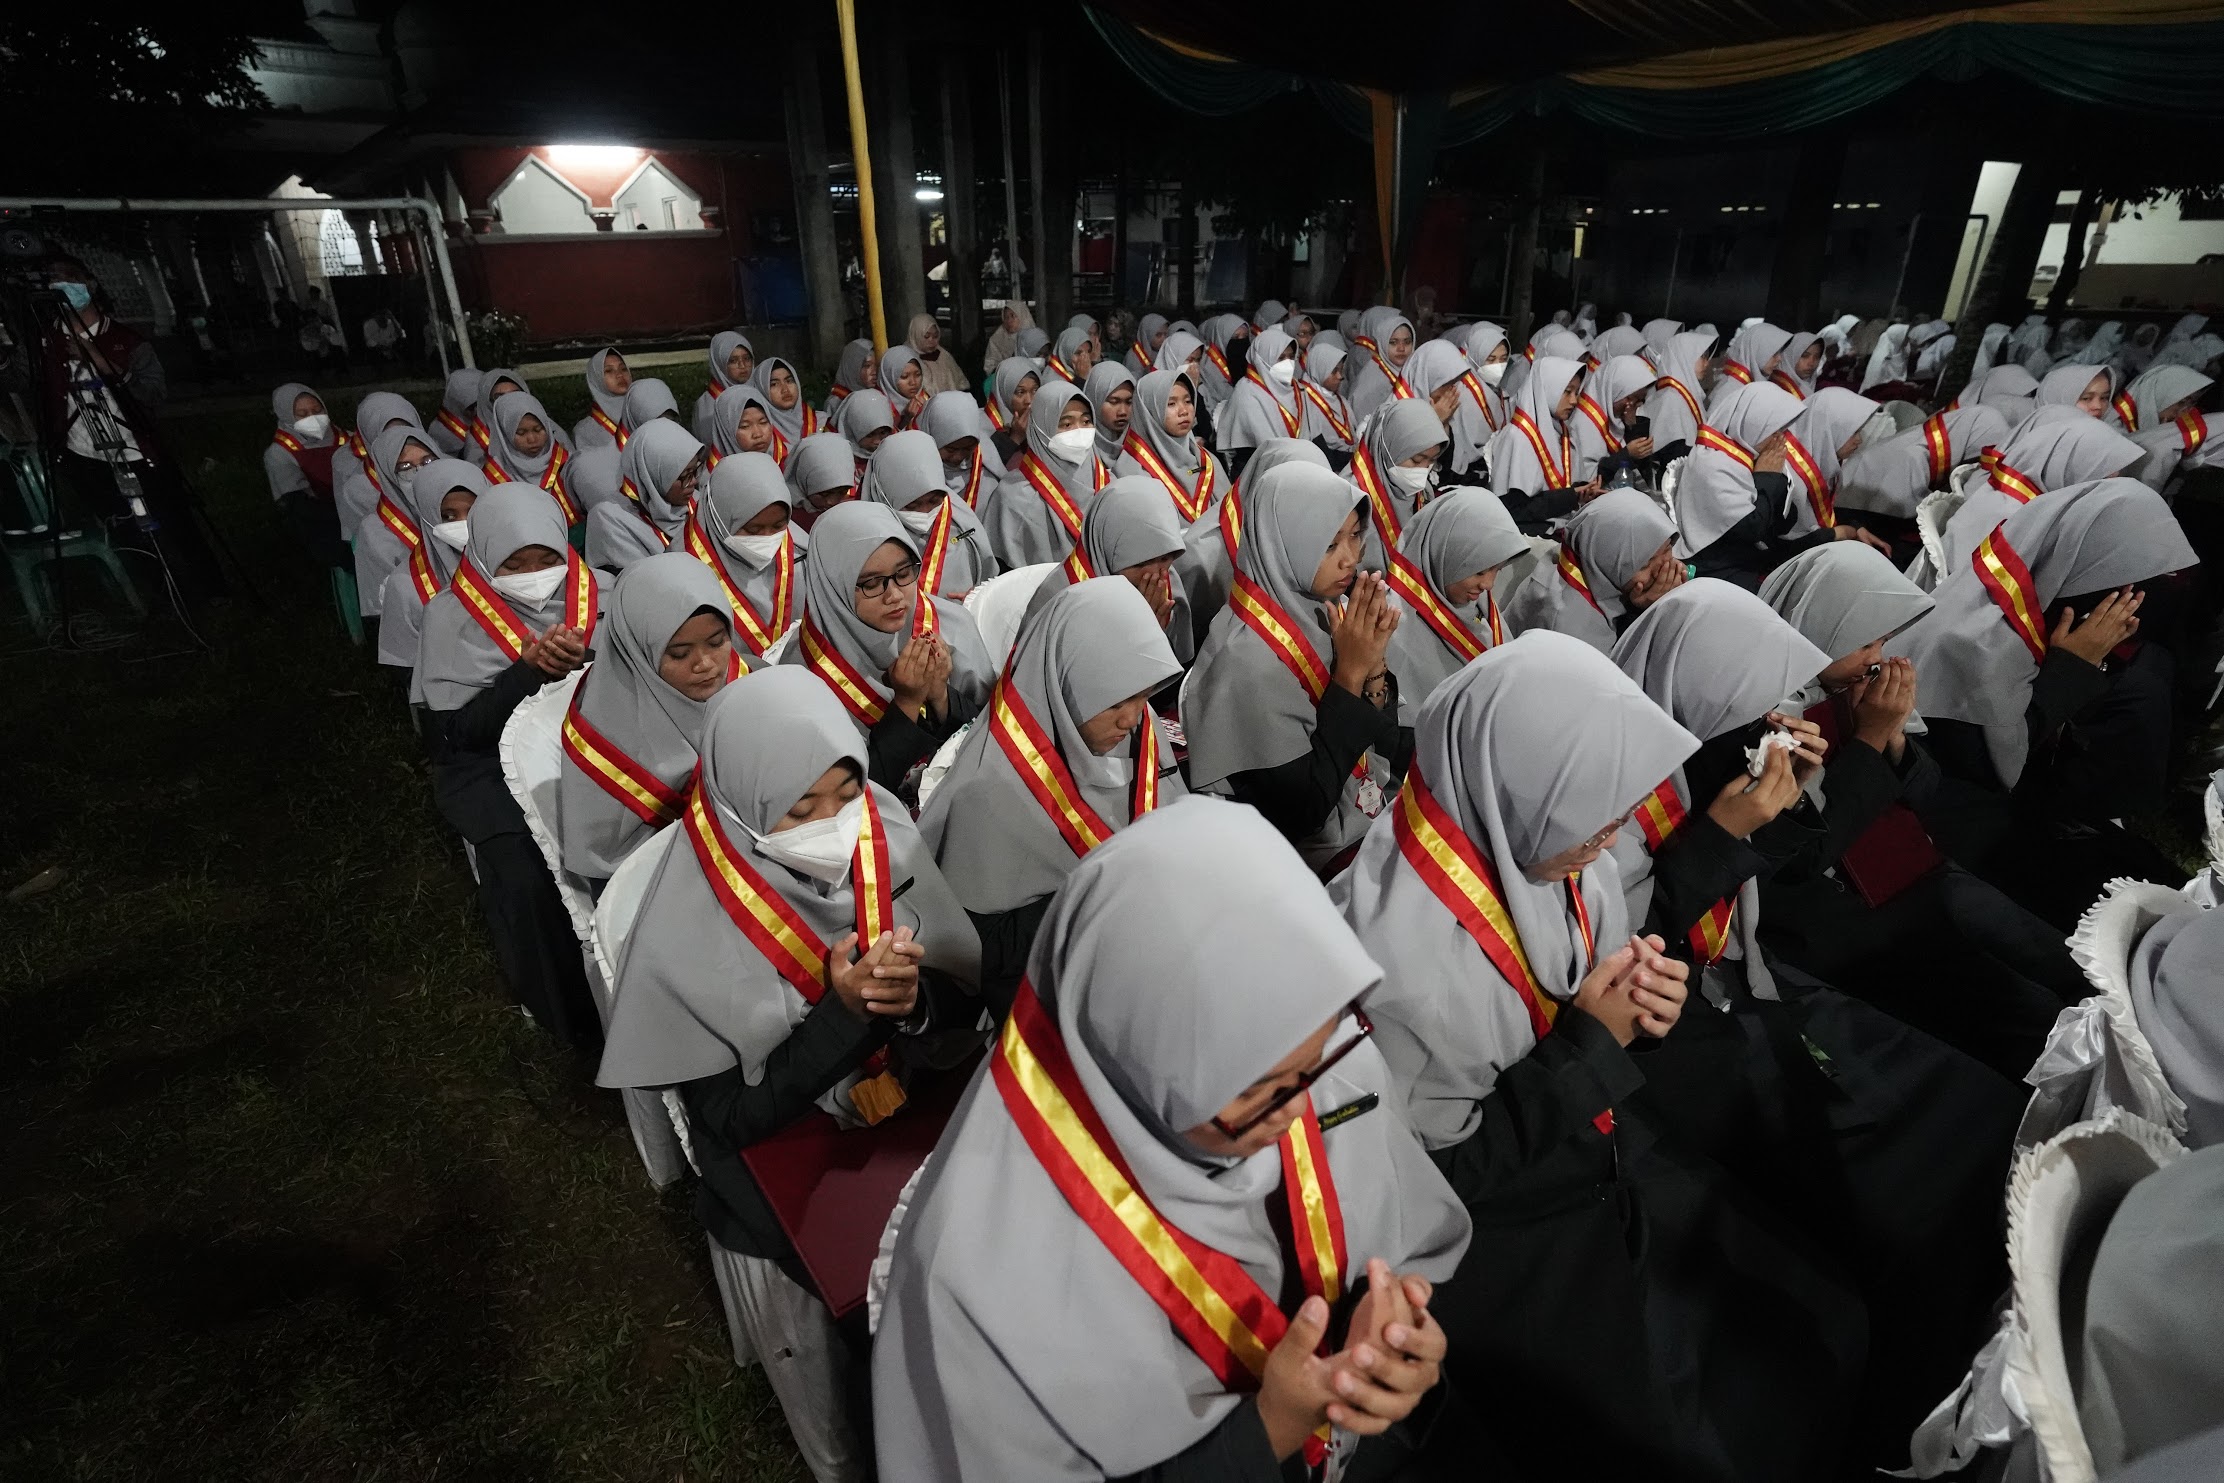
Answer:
[
  {"left": 1803, "top": 699, "right": 1945, "bottom": 908},
  {"left": 739, "top": 1055, "right": 981, "bottom": 1318}
]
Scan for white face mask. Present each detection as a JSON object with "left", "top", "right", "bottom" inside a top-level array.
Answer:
[
  {"left": 898, "top": 508, "right": 940, "bottom": 536},
  {"left": 1480, "top": 361, "right": 1508, "bottom": 388},
  {"left": 1047, "top": 426, "right": 1097, "bottom": 461},
  {"left": 1269, "top": 359, "right": 1297, "bottom": 386},
  {"left": 490, "top": 565, "right": 566, "bottom": 608},
  {"left": 722, "top": 530, "right": 786, "bottom": 568},
  {"left": 1388, "top": 463, "right": 1434, "bottom": 495},
  {"left": 430, "top": 519, "right": 470, "bottom": 551},
  {"left": 747, "top": 795, "right": 864, "bottom": 885},
  {"left": 293, "top": 413, "right": 331, "bottom": 440}
]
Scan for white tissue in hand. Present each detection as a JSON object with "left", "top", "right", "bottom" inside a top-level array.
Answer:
[{"left": 1745, "top": 727, "right": 1800, "bottom": 778}]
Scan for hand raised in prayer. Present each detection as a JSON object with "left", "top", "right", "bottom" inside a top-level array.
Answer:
[
  {"left": 1324, "top": 1260, "right": 1445, "bottom": 1435},
  {"left": 1135, "top": 563, "right": 1177, "bottom": 630},
  {"left": 524, "top": 623, "right": 589, "bottom": 679},
  {"left": 1622, "top": 933, "right": 1689, "bottom": 1039},
  {"left": 1328, "top": 572, "right": 1400, "bottom": 698},
  {"left": 1753, "top": 434, "right": 1789, "bottom": 474},
  {"left": 1765, "top": 711, "right": 1829, "bottom": 785},
  {"left": 1832, "top": 524, "right": 1894, "bottom": 555},
  {"left": 888, "top": 635, "right": 951, "bottom": 721},
  {"left": 1850, "top": 656, "right": 1917, "bottom": 759},
  {"left": 1572, "top": 937, "right": 1678, "bottom": 1045},
  {"left": 826, "top": 924, "right": 923, "bottom": 1021},
  {"left": 1707, "top": 742, "right": 1801, "bottom": 840},
  {"left": 2052, "top": 588, "right": 2142, "bottom": 668}
]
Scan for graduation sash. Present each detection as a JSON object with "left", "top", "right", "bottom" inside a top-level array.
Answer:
[
  {"left": 1921, "top": 413, "right": 1954, "bottom": 483},
  {"left": 1387, "top": 548, "right": 1500, "bottom": 662},
  {"left": 482, "top": 444, "right": 580, "bottom": 524},
  {"left": 374, "top": 492, "right": 422, "bottom": 551},
  {"left": 992, "top": 979, "right": 1348, "bottom": 1407},
  {"left": 800, "top": 614, "right": 889, "bottom": 725},
  {"left": 984, "top": 396, "right": 1007, "bottom": 432},
  {"left": 589, "top": 404, "right": 622, "bottom": 445},
  {"left": 1369, "top": 349, "right": 1415, "bottom": 401},
  {"left": 955, "top": 446, "right": 987, "bottom": 509},
  {"left": 1988, "top": 455, "right": 2043, "bottom": 505},
  {"left": 346, "top": 427, "right": 370, "bottom": 463},
  {"left": 618, "top": 478, "right": 675, "bottom": 548},
  {"left": 562, "top": 679, "right": 689, "bottom": 828},
  {"left": 1575, "top": 394, "right": 1621, "bottom": 455},
  {"left": 1016, "top": 450, "right": 1104, "bottom": 540},
  {"left": 1555, "top": 541, "right": 1606, "bottom": 617},
  {"left": 1720, "top": 359, "right": 1754, "bottom": 385},
  {"left": 1218, "top": 486, "right": 1244, "bottom": 556},
  {"left": 987, "top": 674, "right": 1162, "bottom": 859},
  {"left": 1769, "top": 370, "right": 1808, "bottom": 401},
  {"left": 1301, "top": 381, "right": 1355, "bottom": 444},
  {"left": 2112, "top": 391, "right": 2140, "bottom": 433},
  {"left": 915, "top": 497, "right": 958, "bottom": 595},
  {"left": 2177, "top": 408, "right": 2209, "bottom": 456},
  {"left": 1457, "top": 370, "right": 1499, "bottom": 430},
  {"left": 682, "top": 513, "right": 791, "bottom": 655},
  {"left": 450, "top": 549, "right": 598, "bottom": 660},
  {"left": 1973, "top": 524, "right": 2049, "bottom": 662},
  {"left": 769, "top": 409, "right": 821, "bottom": 466},
  {"left": 1783, "top": 433, "right": 1830, "bottom": 528},
  {"left": 1510, "top": 409, "right": 1573, "bottom": 490},
  {"left": 1695, "top": 425, "right": 1754, "bottom": 469},
  {"left": 909, "top": 589, "right": 942, "bottom": 644},
  {"left": 1630, "top": 779, "right": 1736, "bottom": 963},
  {"left": 1351, "top": 439, "right": 1404, "bottom": 545},
  {"left": 1242, "top": 369, "right": 1302, "bottom": 437},
  {"left": 272, "top": 428, "right": 308, "bottom": 455},
  {"left": 1122, "top": 429, "right": 1217, "bottom": 523},
  {"left": 1659, "top": 377, "right": 1704, "bottom": 428},
  {"left": 470, "top": 413, "right": 493, "bottom": 453},
  {"left": 404, "top": 540, "right": 444, "bottom": 604},
  {"left": 437, "top": 407, "right": 471, "bottom": 443},
  {"left": 1046, "top": 352, "right": 1076, "bottom": 384},
  {"left": 1229, "top": 572, "right": 1328, "bottom": 703},
  {"left": 1202, "top": 344, "right": 1231, "bottom": 382}
]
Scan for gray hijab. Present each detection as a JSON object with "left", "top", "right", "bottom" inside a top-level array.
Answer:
[
  {"left": 584, "top": 348, "right": 629, "bottom": 427},
  {"left": 2076, "top": 1144, "right": 2224, "bottom": 1475},
  {"left": 831, "top": 337, "right": 874, "bottom": 395},
  {"left": 1357, "top": 398, "right": 1450, "bottom": 551},
  {"left": 566, "top": 445, "right": 622, "bottom": 514},
  {"left": 1084, "top": 359, "right": 1137, "bottom": 466},
  {"left": 1048, "top": 325, "right": 1091, "bottom": 383},
  {"left": 415, "top": 483, "right": 585, "bottom": 710},
  {"left": 623, "top": 377, "right": 680, "bottom": 432},
  {"left": 786, "top": 431, "right": 855, "bottom": 503},
  {"left": 1676, "top": 382, "right": 1806, "bottom": 553},
  {"left": 1334, "top": 633, "right": 1698, "bottom": 1146},
  {"left": 989, "top": 356, "right": 1039, "bottom": 431},
  {"left": 1120, "top": 368, "right": 1216, "bottom": 496},
  {"left": 836, "top": 389, "right": 897, "bottom": 459},
  {"left": 1642, "top": 329, "right": 1716, "bottom": 451},
  {"left": 1943, "top": 408, "right": 2147, "bottom": 574},
  {"left": 1015, "top": 325, "right": 1049, "bottom": 360},
  {"left": 1024, "top": 474, "right": 1193, "bottom": 655},
  {"left": 1506, "top": 485, "right": 1677, "bottom": 649},
  {"left": 982, "top": 379, "right": 1099, "bottom": 566},
  {"left": 1789, "top": 386, "right": 1882, "bottom": 512},
  {"left": 698, "top": 452, "right": 802, "bottom": 639},
  {"left": 558, "top": 552, "right": 736, "bottom": 880},
  {"left": 596, "top": 666, "right": 981, "bottom": 1090},
  {"left": 1759, "top": 541, "right": 1934, "bottom": 673},
  {"left": 1221, "top": 325, "right": 1300, "bottom": 452},
  {"left": 1183, "top": 462, "right": 1364, "bottom": 788},
  {"left": 750, "top": 356, "right": 810, "bottom": 447},
  {"left": 920, "top": 578, "right": 1185, "bottom": 912},
  {"left": 706, "top": 382, "right": 775, "bottom": 459},
  {"left": 487, "top": 389, "right": 561, "bottom": 485},
  {"left": 1721, "top": 321, "right": 1793, "bottom": 387},
  {"left": 1384, "top": 489, "right": 1532, "bottom": 718},
  {"left": 1896, "top": 477, "right": 2197, "bottom": 786},
  {"left": 1487, "top": 354, "right": 1584, "bottom": 499},
  {"left": 921, "top": 389, "right": 1005, "bottom": 495},
  {"left": 778, "top": 500, "right": 995, "bottom": 724},
  {"left": 2125, "top": 904, "right": 2224, "bottom": 1150},
  {"left": 1153, "top": 329, "right": 1202, "bottom": 376},
  {"left": 400, "top": 456, "right": 482, "bottom": 592},
  {"left": 271, "top": 381, "right": 331, "bottom": 442},
  {"left": 620, "top": 418, "right": 705, "bottom": 540},
  {"left": 1174, "top": 438, "right": 1328, "bottom": 645},
  {"left": 2120, "top": 365, "right": 2211, "bottom": 433},
  {"left": 1833, "top": 405, "right": 2011, "bottom": 519},
  {"left": 1407, "top": 339, "right": 1482, "bottom": 468},
  {"left": 2037, "top": 362, "right": 2115, "bottom": 410},
  {"left": 861, "top": 429, "right": 996, "bottom": 594},
  {"left": 1957, "top": 365, "right": 2039, "bottom": 426},
  {"left": 1129, "top": 311, "right": 1167, "bottom": 374},
  {"left": 878, "top": 344, "right": 923, "bottom": 413},
  {"left": 872, "top": 798, "right": 1469, "bottom": 1479},
  {"left": 706, "top": 330, "right": 753, "bottom": 392}
]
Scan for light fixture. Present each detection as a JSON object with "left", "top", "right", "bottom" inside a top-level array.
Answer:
[
  {"left": 548, "top": 144, "right": 642, "bottom": 168},
  {"left": 915, "top": 187, "right": 945, "bottom": 201}
]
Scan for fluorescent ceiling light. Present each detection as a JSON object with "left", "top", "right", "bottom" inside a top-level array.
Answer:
[{"left": 548, "top": 144, "right": 642, "bottom": 167}]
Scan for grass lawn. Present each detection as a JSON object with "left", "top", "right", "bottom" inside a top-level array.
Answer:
[{"left": 0, "top": 366, "right": 807, "bottom": 1480}]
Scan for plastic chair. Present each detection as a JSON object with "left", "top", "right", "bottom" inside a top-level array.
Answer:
[
  {"left": 0, "top": 441, "right": 145, "bottom": 625},
  {"left": 498, "top": 668, "right": 688, "bottom": 1188}
]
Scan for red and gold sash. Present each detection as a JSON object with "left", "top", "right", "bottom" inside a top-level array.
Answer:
[
  {"left": 347, "top": 427, "right": 370, "bottom": 463},
  {"left": 1695, "top": 424, "right": 1755, "bottom": 470},
  {"left": 1783, "top": 433, "right": 1830, "bottom": 528},
  {"left": 1060, "top": 544, "right": 1095, "bottom": 585},
  {"left": 1630, "top": 779, "right": 1736, "bottom": 963},
  {"left": 2112, "top": 391, "right": 2140, "bottom": 433},
  {"left": 1369, "top": 348, "right": 1415, "bottom": 400},
  {"left": 1973, "top": 524, "right": 2048, "bottom": 662},
  {"left": 450, "top": 549, "right": 598, "bottom": 660},
  {"left": 1218, "top": 486, "right": 1244, "bottom": 556},
  {"left": 1660, "top": 377, "right": 1704, "bottom": 429},
  {"left": 272, "top": 428, "right": 307, "bottom": 454},
  {"left": 589, "top": 404, "right": 622, "bottom": 445},
  {"left": 1122, "top": 429, "right": 1217, "bottom": 523},
  {"left": 437, "top": 407, "right": 471, "bottom": 443},
  {"left": 1301, "top": 381, "right": 1355, "bottom": 444},
  {"left": 682, "top": 513, "right": 791, "bottom": 655},
  {"left": 1353, "top": 334, "right": 1378, "bottom": 355},
  {"left": 1387, "top": 548, "right": 1500, "bottom": 662},
  {"left": 1351, "top": 439, "right": 1404, "bottom": 545},
  {"left": 987, "top": 674, "right": 1162, "bottom": 858},
  {"left": 1510, "top": 408, "right": 1572, "bottom": 489},
  {"left": 1920, "top": 413, "right": 1954, "bottom": 483},
  {"left": 1719, "top": 359, "right": 1754, "bottom": 385},
  {"left": 1556, "top": 541, "right": 1606, "bottom": 617},
  {"left": 993, "top": 980, "right": 1348, "bottom": 1408},
  {"left": 984, "top": 396, "right": 1007, "bottom": 431},
  {"left": 955, "top": 446, "right": 987, "bottom": 509},
  {"left": 909, "top": 588, "right": 942, "bottom": 644},
  {"left": 374, "top": 492, "right": 422, "bottom": 551},
  {"left": 2177, "top": 408, "right": 2209, "bottom": 456},
  {"left": 1458, "top": 370, "right": 1499, "bottom": 430},
  {"left": 1242, "top": 368, "right": 1302, "bottom": 437},
  {"left": 1769, "top": 370, "right": 1808, "bottom": 401},
  {"left": 618, "top": 477, "right": 675, "bottom": 549},
  {"left": 405, "top": 541, "right": 443, "bottom": 604},
  {"left": 541, "top": 444, "right": 580, "bottom": 523},
  {"left": 915, "top": 498, "right": 957, "bottom": 595},
  {"left": 1575, "top": 394, "right": 1621, "bottom": 454},
  {"left": 1045, "top": 352, "right": 1076, "bottom": 384},
  {"left": 470, "top": 414, "right": 494, "bottom": 453},
  {"left": 1989, "top": 455, "right": 2043, "bottom": 505},
  {"left": 1203, "top": 344, "right": 1231, "bottom": 382},
  {"left": 1229, "top": 572, "right": 1328, "bottom": 702},
  {"left": 1018, "top": 450, "right": 1088, "bottom": 540},
  {"left": 799, "top": 614, "right": 889, "bottom": 725},
  {"left": 562, "top": 680, "right": 689, "bottom": 828}
]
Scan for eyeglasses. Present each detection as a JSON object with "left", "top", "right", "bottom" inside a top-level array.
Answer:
[
  {"left": 1211, "top": 1006, "right": 1374, "bottom": 1140},
  {"left": 855, "top": 561, "right": 921, "bottom": 599}
]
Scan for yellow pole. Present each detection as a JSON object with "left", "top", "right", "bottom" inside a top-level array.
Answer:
[{"left": 834, "top": 0, "right": 889, "bottom": 357}]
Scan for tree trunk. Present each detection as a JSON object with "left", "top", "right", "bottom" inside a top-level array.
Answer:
[
  {"left": 1939, "top": 156, "right": 2059, "bottom": 403},
  {"left": 2046, "top": 187, "right": 2099, "bottom": 314},
  {"left": 1765, "top": 130, "right": 1846, "bottom": 329},
  {"left": 870, "top": 3, "right": 928, "bottom": 326},
  {"left": 939, "top": 53, "right": 980, "bottom": 355},
  {"left": 1506, "top": 150, "right": 1547, "bottom": 346},
  {"left": 782, "top": 34, "right": 847, "bottom": 370}
]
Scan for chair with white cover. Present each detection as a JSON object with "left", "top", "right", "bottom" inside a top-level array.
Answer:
[
  {"left": 1908, "top": 484, "right": 1968, "bottom": 591},
  {"left": 499, "top": 668, "right": 688, "bottom": 1188},
  {"left": 2188, "top": 768, "right": 2224, "bottom": 907},
  {"left": 959, "top": 562, "right": 1055, "bottom": 670}
]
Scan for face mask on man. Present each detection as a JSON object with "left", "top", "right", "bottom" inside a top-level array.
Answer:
[
  {"left": 1047, "top": 426, "right": 1096, "bottom": 461},
  {"left": 490, "top": 565, "right": 566, "bottom": 607},
  {"left": 53, "top": 281, "right": 93, "bottom": 312},
  {"left": 744, "top": 795, "right": 863, "bottom": 884}
]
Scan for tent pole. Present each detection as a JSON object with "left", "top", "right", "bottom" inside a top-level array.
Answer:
[{"left": 834, "top": 0, "right": 889, "bottom": 356}]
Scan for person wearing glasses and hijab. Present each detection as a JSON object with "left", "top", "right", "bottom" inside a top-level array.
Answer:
[{"left": 585, "top": 419, "right": 707, "bottom": 575}]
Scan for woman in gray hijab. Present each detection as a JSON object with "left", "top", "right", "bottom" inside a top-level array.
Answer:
[
  {"left": 333, "top": 389, "right": 426, "bottom": 538},
  {"left": 348, "top": 422, "right": 441, "bottom": 620},
  {"left": 1044, "top": 324, "right": 1093, "bottom": 387},
  {"left": 874, "top": 798, "right": 1468, "bottom": 1482},
  {"left": 919, "top": 577, "right": 1185, "bottom": 1007},
  {"left": 919, "top": 388, "right": 1003, "bottom": 508},
  {"left": 1952, "top": 364, "right": 2040, "bottom": 427},
  {"left": 1220, "top": 324, "right": 1304, "bottom": 460},
  {"left": 1641, "top": 328, "right": 1715, "bottom": 457},
  {"left": 574, "top": 347, "right": 631, "bottom": 449},
  {"left": 1152, "top": 326, "right": 1203, "bottom": 380},
  {"left": 785, "top": 430, "right": 857, "bottom": 535},
  {"left": 585, "top": 418, "right": 706, "bottom": 574},
  {"left": 780, "top": 501, "right": 995, "bottom": 790},
  {"left": 483, "top": 389, "right": 581, "bottom": 526},
  {"left": 416, "top": 483, "right": 604, "bottom": 1050},
  {"left": 1021, "top": 474, "right": 1193, "bottom": 660},
  {"left": 1182, "top": 461, "right": 1407, "bottom": 869},
  {"left": 696, "top": 380, "right": 773, "bottom": 467},
  {"left": 859, "top": 429, "right": 997, "bottom": 597},
  {"left": 557, "top": 552, "right": 741, "bottom": 884},
  {"left": 2124, "top": 369, "right": 2219, "bottom": 491},
  {"left": 1334, "top": 633, "right": 1866, "bottom": 1482},
  {"left": 878, "top": 343, "right": 929, "bottom": 431},
  {"left": 689, "top": 452, "right": 803, "bottom": 658},
  {"left": 834, "top": 387, "right": 898, "bottom": 479},
  {"left": 1082, "top": 358, "right": 1136, "bottom": 469},
  {"left": 1117, "top": 368, "right": 1228, "bottom": 534},
  {"left": 1381, "top": 489, "right": 1530, "bottom": 719},
  {"left": 432, "top": 367, "right": 483, "bottom": 458},
  {"left": 1711, "top": 322, "right": 1793, "bottom": 409},
  {"left": 1503, "top": 485, "right": 1681, "bottom": 653},
  {"left": 1347, "top": 309, "right": 1419, "bottom": 424},
  {"left": 984, "top": 354, "right": 1038, "bottom": 465},
  {"left": 1834, "top": 404, "right": 2013, "bottom": 547},
  {"left": 2036, "top": 361, "right": 2117, "bottom": 416},
  {"left": 1486, "top": 354, "right": 1590, "bottom": 531},
  {"left": 822, "top": 336, "right": 875, "bottom": 421},
  {"left": 1681, "top": 381, "right": 1889, "bottom": 589},
  {"left": 1899, "top": 477, "right": 2198, "bottom": 927},
  {"left": 690, "top": 330, "right": 755, "bottom": 443},
  {"left": 749, "top": 355, "right": 819, "bottom": 465},
  {"left": 1126, "top": 311, "right": 1167, "bottom": 376},
  {"left": 979, "top": 378, "right": 1107, "bottom": 567},
  {"left": 1293, "top": 338, "right": 1357, "bottom": 464},
  {"left": 374, "top": 457, "right": 485, "bottom": 672},
  {"left": 1756, "top": 543, "right": 2088, "bottom": 1077},
  {"left": 1193, "top": 313, "right": 1241, "bottom": 415},
  {"left": 1351, "top": 399, "right": 1449, "bottom": 568},
  {"left": 1608, "top": 579, "right": 2030, "bottom": 1463},
  {"left": 622, "top": 377, "right": 681, "bottom": 442},
  {"left": 598, "top": 665, "right": 983, "bottom": 1483},
  {"left": 265, "top": 380, "right": 339, "bottom": 517},
  {"left": 1174, "top": 437, "right": 1327, "bottom": 652},
  {"left": 1772, "top": 329, "right": 1825, "bottom": 400},
  {"left": 1941, "top": 408, "right": 2146, "bottom": 575},
  {"left": 1401, "top": 339, "right": 1486, "bottom": 483}
]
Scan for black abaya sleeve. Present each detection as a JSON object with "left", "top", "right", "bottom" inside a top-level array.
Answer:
[
  {"left": 1790, "top": 740, "right": 1906, "bottom": 871},
  {"left": 866, "top": 695, "right": 973, "bottom": 792},
  {"left": 968, "top": 896, "right": 1053, "bottom": 1022},
  {"left": 1227, "top": 684, "right": 1403, "bottom": 843},
  {"left": 1644, "top": 813, "right": 1769, "bottom": 948},
  {"left": 2026, "top": 648, "right": 2112, "bottom": 750},
  {"left": 1432, "top": 1007, "right": 1644, "bottom": 1205},
  {"left": 430, "top": 658, "right": 550, "bottom": 758},
  {"left": 1108, "top": 1399, "right": 1287, "bottom": 1483},
  {"left": 1499, "top": 484, "right": 1581, "bottom": 535}
]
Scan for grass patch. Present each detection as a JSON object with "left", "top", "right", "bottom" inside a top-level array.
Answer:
[{"left": 0, "top": 401, "right": 805, "bottom": 1479}]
